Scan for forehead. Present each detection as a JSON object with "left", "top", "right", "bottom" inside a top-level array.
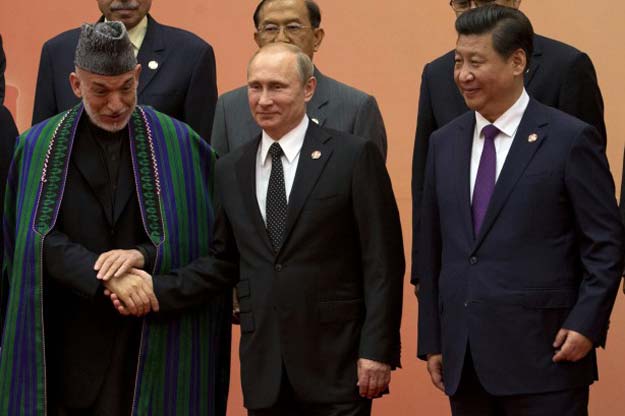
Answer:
[
  {"left": 455, "top": 33, "right": 495, "bottom": 56},
  {"left": 259, "top": 0, "right": 309, "bottom": 23},
  {"left": 81, "top": 69, "right": 136, "bottom": 87},
  {"left": 248, "top": 52, "right": 298, "bottom": 82}
]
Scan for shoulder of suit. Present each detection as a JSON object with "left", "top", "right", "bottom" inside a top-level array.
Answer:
[
  {"left": 530, "top": 99, "right": 593, "bottom": 134},
  {"left": 423, "top": 49, "right": 455, "bottom": 73},
  {"left": 533, "top": 34, "right": 587, "bottom": 60},
  {"left": 147, "top": 16, "right": 213, "bottom": 49},
  {"left": 218, "top": 85, "right": 248, "bottom": 105},
  {"left": 315, "top": 72, "right": 373, "bottom": 102},
  {"left": 42, "top": 27, "right": 81, "bottom": 49}
]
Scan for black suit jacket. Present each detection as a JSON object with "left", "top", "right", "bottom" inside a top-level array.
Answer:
[
  {"left": 32, "top": 15, "right": 217, "bottom": 139},
  {"left": 0, "top": 34, "right": 5, "bottom": 104},
  {"left": 153, "top": 122, "right": 404, "bottom": 409},
  {"left": 411, "top": 34, "right": 606, "bottom": 283},
  {"left": 42, "top": 119, "right": 156, "bottom": 408},
  {"left": 417, "top": 99, "right": 624, "bottom": 396},
  {"left": 0, "top": 105, "right": 17, "bottom": 323}
]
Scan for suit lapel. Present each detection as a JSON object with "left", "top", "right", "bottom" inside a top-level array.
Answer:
[
  {"left": 137, "top": 15, "right": 165, "bottom": 96},
  {"left": 454, "top": 114, "right": 476, "bottom": 243},
  {"left": 524, "top": 35, "right": 543, "bottom": 88},
  {"left": 235, "top": 137, "right": 274, "bottom": 253},
  {"left": 306, "top": 68, "right": 329, "bottom": 126},
  {"left": 473, "top": 100, "right": 549, "bottom": 249},
  {"left": 281, "top": 123, "right": 333, "bottom": 251}
]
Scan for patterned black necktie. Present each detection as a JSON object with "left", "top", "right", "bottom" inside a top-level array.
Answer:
[{"left": 266, "top": 142, "right": 287, "bottom": 252}]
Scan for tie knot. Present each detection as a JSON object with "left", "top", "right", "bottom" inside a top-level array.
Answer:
[
  {"left": 269, "top": 142, "right": 284, "bottom": 159},
  {"left": 481, "top": 124, "right": 500, "bottom": 142}
]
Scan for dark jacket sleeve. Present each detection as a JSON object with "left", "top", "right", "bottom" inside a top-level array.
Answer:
[
  {"left": 43, "top": 229, "right": 102, "bottom": 299},
  {"left": 416, "top": 132, "right": 443, "bottom": 359},
  {"left": 152, "top": 169, "right": 239, "bottom": 312},
  {"left": 0, "top": 34, "right": 6, "bottom": 104},
  {"left": 352, "top": 140, "right": 404, "bottom": 367},
  {"left": 411, "top": 65, "right": 437, "bottom": 285},
  {"left": 558, "top": 52, "right": 606, "bottom": 145},
  {"left": 352, "top": 95, "right": 388, "bottom": 161},
  {"left": 32, "top": 43, "right": 58, "bottom": 125},
  {"left": 561, "top": 126, "right": 625, "bottom": 345},
  {"left": 183, "top": 43, "right": 218, "bottom": 141}
]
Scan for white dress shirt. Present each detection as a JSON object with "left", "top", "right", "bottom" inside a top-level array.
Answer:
[
  {"left": 256, "top": 116, "right": 309, "bottom": 222},
  {"left": 470, "top": 89, "right": 530, "bottom": 202}
]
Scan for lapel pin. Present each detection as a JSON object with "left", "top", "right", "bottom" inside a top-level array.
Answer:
[
  {"left": 528, "top": 133, "right": 538, "bottom": 143},
  {"left": 148, "top": 60, "right": 159, "bottom": 70},
  {"left": 311, "top": 150, "right": 322, "bottom": 160},
  {"left": 311, "top": 118, "right": 319, "bottom": 125}
]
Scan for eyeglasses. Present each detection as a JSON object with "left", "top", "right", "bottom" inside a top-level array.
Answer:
[
  {"left": 257, "top": 23, "right": 311, "bottom": 39},
  {"left": 449, "top": 0, "right": 497, "bottom": 12}
]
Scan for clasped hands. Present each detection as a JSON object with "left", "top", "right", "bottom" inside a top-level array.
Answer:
[{"left": 94, "top": 249, "right": 159, "bottom": 317}]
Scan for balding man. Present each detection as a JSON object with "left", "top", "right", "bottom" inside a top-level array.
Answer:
[
  {"left": 130, "top": 43, "right": 404, "bottom": 415},
  {"left": 211, "top": 0, "right": 387, "bottom": 160}
]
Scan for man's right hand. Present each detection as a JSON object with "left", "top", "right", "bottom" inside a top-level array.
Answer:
[
  {"left": 426, "top": 354, "right": 445, "bottom": 392},
  {"left": 103, "top": 268, "right": 159, "bottom": 317}
]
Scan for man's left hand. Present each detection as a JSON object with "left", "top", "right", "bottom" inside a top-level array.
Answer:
[
  {"left": 95, "top": 249, "right": 145, "bottom": 281},
  {"left": 357, "top": 358, "right": 391, "bottom": 399},
  {"left": 552, "top": 328, "right": 593, "bottom": 363}
]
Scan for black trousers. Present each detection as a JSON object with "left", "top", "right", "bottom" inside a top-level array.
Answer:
[
  {"left": 450, "top": 351, "right": 589, "bottom": 416},
  {"left": 248, "top": 368, "right": 372, "bottom": 416}
]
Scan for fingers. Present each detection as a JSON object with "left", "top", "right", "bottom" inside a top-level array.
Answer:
[
  {"left": 95, "top": 250, "right": 144, "bottom": 281},
  {"left": 552, "top": 328, "right": 568, "bottom": 349},
  {"left": 356, "top": 359, "right": 390, "bottom": 399},
  {"left": 553, "top": 329, "right": 593, "bottom": 363},
  {"left": 427, "top": 355, "right": 445, "bottom": 392}
]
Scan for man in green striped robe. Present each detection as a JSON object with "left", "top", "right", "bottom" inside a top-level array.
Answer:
[{"left": 0, "top": 21, "right": 233, "bottom": 416}]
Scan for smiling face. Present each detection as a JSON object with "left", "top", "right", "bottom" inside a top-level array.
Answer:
[
  {"left": 247, "top": 48, "right": 315, "bottom": 139},
  {"left": 97, "top": 0, "right": 152, "bottom": 29},
  {"left": 454, "top": 31, "right": 525, "bottom": 121},
  {"left": 70, "top": 65, "right": 141, "bottom": 132}
]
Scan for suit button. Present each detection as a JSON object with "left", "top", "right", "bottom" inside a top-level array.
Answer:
[
  {"left": 275, "top": 264, "right": 283, "bottom": 272},
  {"left": 464, "top": 301, "right": 469, "bottom": 307},
  {"left": 469, "top": 256, "right": 478, "bottom": 265}
]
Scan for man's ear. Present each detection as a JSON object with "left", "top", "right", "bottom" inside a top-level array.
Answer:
[
  {"left": 510, "top": 49, "right": 527, "bottom": 77},
  {"left": 69, "top": 72, "right": 82, "bottom": 98},
  {"left": 312, "top": 27, "right": 325, "bottom": 53},
  {"left": 304, "top": 76, "right": 317, "bottom": 102},
  {"left": 134, "top": 63, "right": 142, "bottom": 83}
]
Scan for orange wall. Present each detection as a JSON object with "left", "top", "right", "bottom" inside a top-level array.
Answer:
[{"left": 1, "top": 1, "right": 624, "bottom": 415}]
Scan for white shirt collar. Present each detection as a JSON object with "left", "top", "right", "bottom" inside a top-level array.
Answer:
[
  {"left": 260, "top": 116, "right": 309, "bottom": 165},
  {"left": 475, "top": 89, "right": 530, "bottom": 139}
]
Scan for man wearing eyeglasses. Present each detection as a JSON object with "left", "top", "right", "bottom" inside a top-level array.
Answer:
[
  {"left": 211, "top": 0, "right": 387, "bottom": 161},
  {"left": 411, "top": 0, "right": 605, "bottom": 293}
]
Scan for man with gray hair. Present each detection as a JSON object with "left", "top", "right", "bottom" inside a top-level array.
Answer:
[
  {"left": 0, "top": 21, "right": 231, "bottom": 416},
  {"left": 123, "top": 42, "right": 404, "bottom": 415}
]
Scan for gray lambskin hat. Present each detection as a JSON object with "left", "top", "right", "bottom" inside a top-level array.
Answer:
[{"left": 74, "top": 21, "right": 136, "bottom": 75}]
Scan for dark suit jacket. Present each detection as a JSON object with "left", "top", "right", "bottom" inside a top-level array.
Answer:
[
  {"left": 32, "top": 15, "right": 217, "bottom": 139},
  {"left": 0, "top": 105, "right": 17, "bottom": 324},
  {"left": 42, "top": 119, "right": 156, "bottom": 408},
  {"left": 211, "top": 68, "right": 388, "bottom": 160},
  {"left": 411, "top": 34, "right": 606, "bottom": 283},
  {"left": 417, "top": 99, "right": 624, "bottom": 397},
  {"left": 153, "top": 122, "right": 404, "bottom": 409},
  {"left": 0, "top": 34, "right": 5, "bottom": 104}
]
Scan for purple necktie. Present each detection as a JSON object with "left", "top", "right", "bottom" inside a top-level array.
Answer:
[{"left": 472, "top": 124, "right": 499, "bottom": 236}]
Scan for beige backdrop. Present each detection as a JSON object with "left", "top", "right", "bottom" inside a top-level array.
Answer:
[{"left": 1, "top": 1, "right": 624, "bottom": 415}]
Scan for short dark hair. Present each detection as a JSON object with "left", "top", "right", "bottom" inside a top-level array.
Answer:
[
  {"left": 253, "top": 0, "right": 322, "bottom": 28},
  {"left": 455, "top": 4, "right": 534, "bottom": 70}
]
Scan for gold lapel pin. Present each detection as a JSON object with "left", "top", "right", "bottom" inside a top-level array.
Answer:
[
  {"left": 311, "top": 150, "right": 322, "bottom": 160},
  {"left": 148, "top": 60, "right": 159, "bottom": 70},
  {"left": 528, "top": 133, "right": 538, "bottom": 143},
  {"left": 311, "top": 118, "right": 320, "bottom": 125}
]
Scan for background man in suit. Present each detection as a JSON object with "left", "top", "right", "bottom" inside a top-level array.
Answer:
[
  {"left": 417, "top": 6, "right": 624, "bottom": 415},
  {"left": 211, "top": 0, "right": 387, "bottom": 160},
  {"left": 411, "top": 0, "right": 606, "bottom": 289},
  {"left": 32, "top": 0, "right": 218, "bottom": 139},
  {"left": 125, "top": 43, "right": 404, "bottom": 415}
]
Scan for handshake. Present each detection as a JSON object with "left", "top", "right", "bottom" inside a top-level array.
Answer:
[{"left": 94, "top": 249, "right": 159, "bottom": 317}]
